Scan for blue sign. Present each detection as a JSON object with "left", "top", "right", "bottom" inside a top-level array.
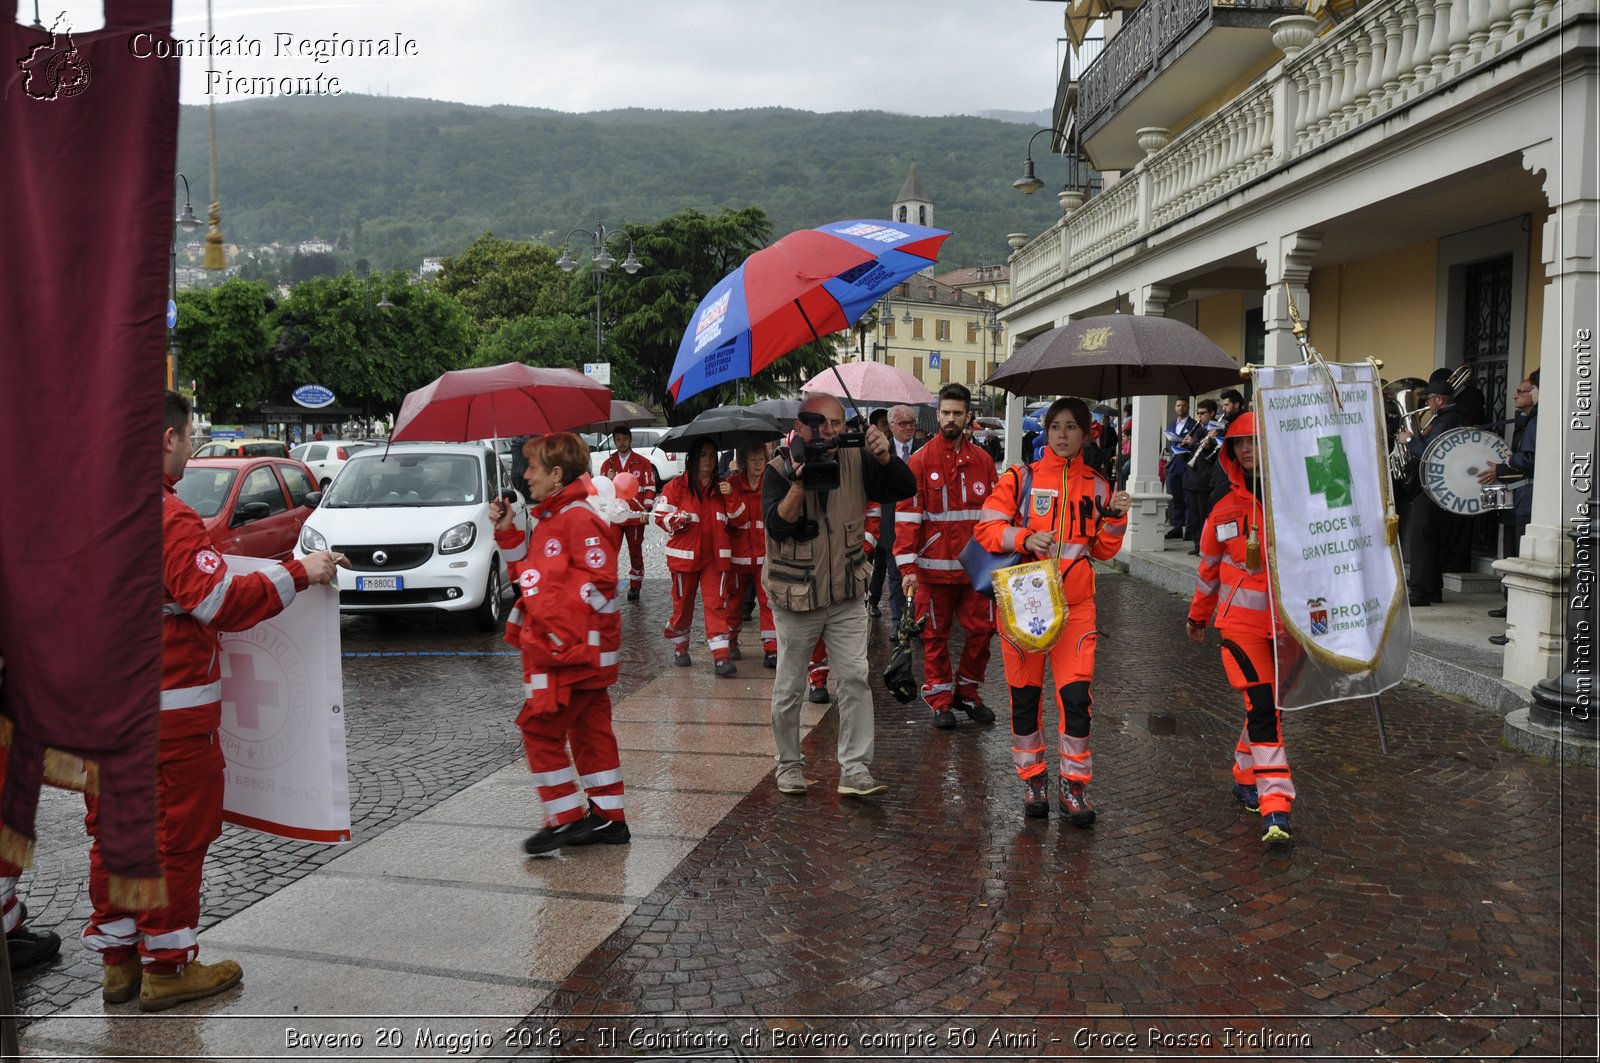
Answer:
[
  {"left": 166, "top": 300, "right": 178, "bottom": 329},
  {"left": 928, "top": 351, "right": 941, "bottom": 369},
  {"left": 292, "top": 384, "right": 337, "bottom": 409}
]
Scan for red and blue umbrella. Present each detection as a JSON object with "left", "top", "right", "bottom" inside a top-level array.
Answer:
[{"left": 667, "top": 219, "right": 951, "bottom": 404}]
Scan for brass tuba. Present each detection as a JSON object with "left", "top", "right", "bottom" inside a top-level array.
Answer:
[{"left": 1385, "top": 366, "right": 1472, "bottom": 481}]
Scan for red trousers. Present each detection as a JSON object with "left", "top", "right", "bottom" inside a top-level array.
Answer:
[
  {"left": 83, "top": 732, "right": 224, "bottom": 971},
  {"left": 808, "top": 638, "right": 828, "bottom": 687},
  {"left": 725, "top": 566, "right": 776, "bottom": 654},
  {"left": 619, "top": 523, "right": 645, "bottom": 590},
  {"left": 999, "top": 602, "right": 1098, "bottom": 784},
  {"left": 1219, "top": 632, "right": 1295, "bottom": 814},
  {"left": 519, "top": 675, "right": 623, "bottom": 827},
  {"left": 666, "top": 567, "right": 731, "bottom": 661},
  {"left": 914, "top": 581, "right": 995, "bottom": 713}
]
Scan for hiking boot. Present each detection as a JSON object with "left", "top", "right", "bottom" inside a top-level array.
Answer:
[
  {"left": 672, "top": 652, "right": 692, "bottom": 667},
  {"left": 727, "top": 643, "right": 743, "bottom": 661},
  {"left": 930, "top": 709, "right": 958, "bottom": 730},
  {"left": 808, "top": 684, "right": 830, "bottom": 704},
  {"left": 102, "top": 956, "right": 143, "bottom": 1004},
  {"left": 762, "top": 651, "right": 777, "bottom": 669},
  {"left": 714, "top": 658, "right": 738, "bottom": 678},
  {"left": 1023, "top": 775, "right": 1050, "bottom": 819},
  {"left": 1232, "top": 782, "right": 1261, "bottom": 813},
  {"left": 6, "top": 924, "right": 60, "bottom": 969},
  {"left": 960, "top": 696, "right": 996, "bottom": 724},
  {"left": 139, "top": 958, "right": 243, "bottom": 1012},
  {"left": 566, "top": 810, "right": 630, "bottom": 846},
  {"left": 626, "top": 587, "right": 641, "bottom": 602},
  {"left": 837, "top": 771, "right": 888, "bottom": 797},
  {"left": 1058, "top": 779, "right": 1096, "bottom": 827},
  {"left": 1261, "top": 811, "right": 1293, "bottom": 845},
  {"left": 775, "top": 766, "right": 809, "bottom": 795},
  {"left": 523, "top": 816, "right": 595, "bottom": 855}
]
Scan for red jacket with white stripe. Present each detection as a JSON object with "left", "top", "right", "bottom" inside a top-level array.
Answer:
[
  {"left": 497, "top": 477, "right": 621, "bottom": 690},
  {"left": 598, "top": 449, "right": 657, "bottom": 524},
  {"left": 1187, "top": 442, "right": 1276, "bottom": 638},
  {"left": 162, "top": 477, "right": 309, "bottom": 739},
  {"left": 653, "top": 475, "right": 732, "bottom": 574},
  {"left": 895, "top": 433, "right": 998, "bottom": 584},
  {"left": 723, "top": 475, "right": 765, "bottom": 569}
]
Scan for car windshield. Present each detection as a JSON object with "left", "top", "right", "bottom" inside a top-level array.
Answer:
[
  {"left": 175, "top": 467, "right": 239, "bottom": 518},
  {"left": 322, "top": 452, "right": 484, "bottom": 508}
]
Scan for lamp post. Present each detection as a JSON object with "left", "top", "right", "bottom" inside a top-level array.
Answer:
[
  {"left": 357, "top": 265, "right": 393, "bottom": 436},
  {"left": 557, "top": 222, "right": 642, "bottom": 371},
  {"left": 1013, "top": 125, "right": 1093, "bottom": 211},
  {"left": 169, "top": 174, "right": 201, "bottom": 390},
  {"left": 975, "top": 307, "right": 1003, "bottom": 415}
]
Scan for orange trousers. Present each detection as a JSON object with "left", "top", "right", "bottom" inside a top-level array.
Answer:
[
  {"left": 998, "top": 602, "right": 1097, "bottom": 784},
  {"left": 1219, "top": 631, "right": 1295, "bottom": 814}
]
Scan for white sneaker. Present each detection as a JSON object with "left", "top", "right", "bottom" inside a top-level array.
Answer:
[
  {"left": 837, "top": 772, "right": 888, "bottom": 797},
  {"left": 775, "top": 766, "right": 809, "bottom": 795}
]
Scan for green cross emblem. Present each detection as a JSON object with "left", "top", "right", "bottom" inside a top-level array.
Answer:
[{"left": 1305, "top": 435, "right": 1353, "bottom": 508}]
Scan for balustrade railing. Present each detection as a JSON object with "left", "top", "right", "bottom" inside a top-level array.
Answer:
[{"left": 1011, "top": 0, "right": 1565, "bottom": 302}]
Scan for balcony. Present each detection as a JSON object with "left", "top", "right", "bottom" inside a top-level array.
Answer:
[{"left": 1072, "top": 0, "right": 1309, "bottom": 170}]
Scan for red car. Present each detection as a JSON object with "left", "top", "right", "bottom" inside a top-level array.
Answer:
[{"left": 174, "top": 457, "right": 323, "bottom": 560}]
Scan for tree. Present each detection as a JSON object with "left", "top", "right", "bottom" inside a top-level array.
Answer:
[
  {"left": 470, "top": 314, "right": 592, "bottom": 371},
  {"left": 435, "top": 232, "right": 571, "bottom": 339},
  {"left": 173, "top": 279, "right": 281, "bottom": 418}
]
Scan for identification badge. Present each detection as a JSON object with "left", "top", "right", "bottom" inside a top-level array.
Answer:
[
  {"left": 1030, "top": 489, "right": 1056, "bottom": 518},
  {"left": 1216, "top": 520, "right": 1240, "bottom": 543}
]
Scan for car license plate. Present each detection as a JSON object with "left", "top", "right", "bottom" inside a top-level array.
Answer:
[{"left": 357, "top": 576, "right": 402, "bottom": 592}]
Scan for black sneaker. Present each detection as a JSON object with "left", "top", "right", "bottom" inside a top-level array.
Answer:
[
  {"left": 762, "top": 651, "right": 777, "bottom": 669},
  {"left": 714, "top": 659, "right": 738, "bottom": 678},
  {"left": 930, "top": 709, "right": 958, "bottom": 730},
  {"left": 727, "top": 645, "right": 742, "bottom": 661},
  {"left": 626, "top": 587, "right": 641, "bottom": 602},
  {"left": 867, "top": 600, "right": 881, "bottom": 618},
  {"left": 568, "top": 811, "right": 631, "bottom": 846},
  {"left": 1164, "top": 528, "right": 1183, "bottom": 540},
  {"left": 960, "top": 696, "right": 995, "bottom": 724},
  {"left": 672, "top": 652, "right": 692, "bottom": 667},
  {"left": 808, "top": 685, "right": 831, "bottom": 704},
  {"left": 524, "top": 817, "right": 595, "bottom": 854},
  {"left": 1023, "top": 775, "right": 1050, "bottom": 819},
  {"left": 1058, "top": 779, "right": 1096, "bottom": 827},
  {"left": 6, "top": 925, "right": 61, "bottom": 969}
]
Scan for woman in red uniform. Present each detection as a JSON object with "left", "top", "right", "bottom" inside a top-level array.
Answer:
[
  {"left": 654, "top": 439, "right": 736, "bottom": 676},
  {"left": 1185, "top": 412, "right": 1294, "bottom": 845},
  {"left": 491, "top": 433, "right": 628, "bottom": 855},
  {"left": 974, "top": 398, "right": 1129, "bottom": 825},
  {"left": 724, "top": 440, "right": 776, "bottom": 668}
]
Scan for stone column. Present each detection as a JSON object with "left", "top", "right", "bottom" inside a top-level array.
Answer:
[
  {"left": 1260, "top": 231, "right": 1324, "bottom": 365},
  {"left": 1495, "top": 129, "right": 1599, "bottom": 690},
  {"left": 1121, "top": 285, "right": 1173, "bottom": 555}
]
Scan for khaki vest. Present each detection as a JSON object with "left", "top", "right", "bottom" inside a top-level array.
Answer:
[{"left": 762, "top": 448, "right": 870, "bottom": 612}]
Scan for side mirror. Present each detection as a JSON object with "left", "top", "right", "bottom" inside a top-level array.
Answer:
[
  {"left": 231, "top": 501, "right": 270, "bottom": 526},
  {"left": 303, "top": 491, "right": 323, "bottom": 509}
]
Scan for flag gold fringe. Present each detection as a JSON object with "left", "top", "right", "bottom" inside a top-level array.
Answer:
[
  {"left": 0, "top": 825, "right": 34, "bottom": 872},
  {"left": 203, "top": 202, "right": 226, "bottom": 270},
  {"left": 108, "top": 873, "right": 168, "bottom": 912}
]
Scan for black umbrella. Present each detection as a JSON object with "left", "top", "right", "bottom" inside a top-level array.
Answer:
[
  {"left": 745, "top": 398, "right": 803, "bottom": 425},
  {"left": 986, "top": 315, "right": 1243, "bottom": 399},
  {"left": 659, "top": 406, "right": 785, "bottom": 453}
]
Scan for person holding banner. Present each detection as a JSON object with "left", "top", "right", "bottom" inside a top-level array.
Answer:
[
  {"left": 974, "top": 398, "right": 1130, "bottom": 825},
  {"left": 1184, "top": 412, "right": 1295, "bottom": 846},
  {"left": 82, "top": 390, "right": 345, "bottom": 1012},
  {"left": 491, "top": 433, "right": 629, "bottom": 855}
]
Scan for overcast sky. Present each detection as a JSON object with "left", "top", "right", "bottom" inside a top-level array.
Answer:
[{"left": 38, "top": 1, "right": 1068, "bottom": 114}]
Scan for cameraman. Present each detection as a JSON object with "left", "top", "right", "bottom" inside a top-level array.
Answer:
[{"left": 763, "top": 394, "right": 915, "bottom": 798}]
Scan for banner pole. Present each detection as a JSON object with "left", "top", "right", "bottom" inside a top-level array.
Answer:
[{"left": 1371, "top": 695, "right": 1391, "bottom": 755}]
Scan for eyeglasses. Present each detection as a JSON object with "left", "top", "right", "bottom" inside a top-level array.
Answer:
[{"left": 1515, "top": 387, "right": 1534, "bottom": 394}]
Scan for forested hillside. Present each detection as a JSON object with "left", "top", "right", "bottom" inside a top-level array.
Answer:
[{"left": 176, "top": 96, "right": 1064, "bottom": 271}]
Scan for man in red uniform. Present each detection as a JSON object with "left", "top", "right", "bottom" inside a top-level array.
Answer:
[
  {"left": 897, "top": 383, "right": 999, "bottom": 730},
  {"left": 81, "top": 391, "right": 343, "bottom": 1010},
  {"left": 492, "top": 434, "right": 628, "bottom": 854},
  {"left": 724, "top": 441, "right": 776, "bottom": 667},
  {"left": 1185, "top": 413, "right": 1295, "bottom": 845},
  {"left": 598, "top": 426, "right": 657, "bottom": 602}
]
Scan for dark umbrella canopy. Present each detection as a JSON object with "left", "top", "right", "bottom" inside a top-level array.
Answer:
[
  {"left": 577, "top": 399, "right": 659, "bottom": 432},
  {"left": 746, "top": 398, "right": 802, "bottom": 426},
  {"left": 986, "top": 316, "right": 1243, "bottom": 398},
  {"left": 659, "top": 406, "right": 785, "bottom": 453}
]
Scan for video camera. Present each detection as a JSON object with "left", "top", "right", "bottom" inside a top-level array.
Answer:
[{"left": 788, "top": 411, "right": 864, "bottom": 492}]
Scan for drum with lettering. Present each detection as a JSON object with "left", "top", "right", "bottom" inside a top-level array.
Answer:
[{"left": 1420, "top": 427, "right": 1512, "bottom": 515}]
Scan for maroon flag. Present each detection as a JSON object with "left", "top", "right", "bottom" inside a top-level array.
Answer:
[{"left": 0, "top": 0, "right": 178, "bottom": 906}]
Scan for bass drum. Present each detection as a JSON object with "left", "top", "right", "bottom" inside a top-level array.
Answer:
[{"left": 1419, "top": 427, "right": 1512, "bottom": 516}]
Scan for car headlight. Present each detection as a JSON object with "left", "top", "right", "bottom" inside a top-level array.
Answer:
[
  {"left": 300, "top": 525, "right": 328, "bottom": 553},
  {"left": 439, "top": 520, "right": 476, "bottom": 554}
]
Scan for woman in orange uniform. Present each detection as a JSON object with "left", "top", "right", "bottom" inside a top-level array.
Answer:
[
  {"left": 974, "top": 397, "right": 1129, "bottom": 826},
  {"left": 1184, "top": 412, "right": 1294, "bottom": 846},
  {"left": 654, "top": 439, "right": 736, "bottom": 676}
]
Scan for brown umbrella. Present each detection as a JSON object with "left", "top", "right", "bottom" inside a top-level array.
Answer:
[
  {"left": 985, "top": 315, "right": 1243, "bottom": 399},
  {"left": 586, "top": 399, "right": 659, "bottom": 431}
]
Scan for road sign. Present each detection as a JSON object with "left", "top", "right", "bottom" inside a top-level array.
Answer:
[
  {"left": 166, "top": 300, "right": 178, "bottom": 329},
  {"left": 584, "top": 362, "right": 612, "bottom": 386},
  {"left": 929, "top": 351, "right": 941, "bottom": 369}
]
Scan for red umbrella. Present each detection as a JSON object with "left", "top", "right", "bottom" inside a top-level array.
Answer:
[{"left": 390, "top": 363, "right": 611, "bottom": 442}]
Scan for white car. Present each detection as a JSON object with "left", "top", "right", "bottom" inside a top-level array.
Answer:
[
  {"left": 295, "top": 442, "right": 527, "bottom": 631},
  {"left": 289, "top": 439, "right": 377, "bottom": 489},
  {"left": 587, "top": 426, "right": 682, "bottom": 486}
]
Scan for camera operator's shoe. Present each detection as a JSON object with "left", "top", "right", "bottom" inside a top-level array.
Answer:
[
  {"left": 102, "top": 957, "right": 143, "bottom": 1003},
  {"left": 714, "top": 659, "right": 737, "bottom": 678},
  {"left": 959, "top": 696, "right": 995, "bottom": 724},
  {"left": 139, "top": 958, "right": 243, "bottom": 1012},
  {"left": 1057, "top": 780, "right": 1096, "bottom": 827},
  {"left": 1261, "top": 812, "right": 1293, "bottom": 845},
  {"left": 808, "top": 684, "right": 830, "bottom": 704},
  {"left": 1023, "top": 775, "right": 1050, "bottom": 819},
  {"left": 1232, "top": 783, "right": 1260, "bottom": 813},
  {"left": 672, "top": 652, "right": 692, "bottom": 667},
  {"left": 837, "top": 771, "right": 888, "bottom": 797}
]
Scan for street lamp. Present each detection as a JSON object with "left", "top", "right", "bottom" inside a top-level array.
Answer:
[
  {"left": 169, "top": 173, "right": 202, "bottom": 389},
  {"left": 557, "top": 222, "right": 643, "bottom": 369},
  {"left": 358, "top": 266, "right": 393, "bottom": 435},
  {"left": 974, "top": 307, "right": 1004, "bottom": 414}
]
